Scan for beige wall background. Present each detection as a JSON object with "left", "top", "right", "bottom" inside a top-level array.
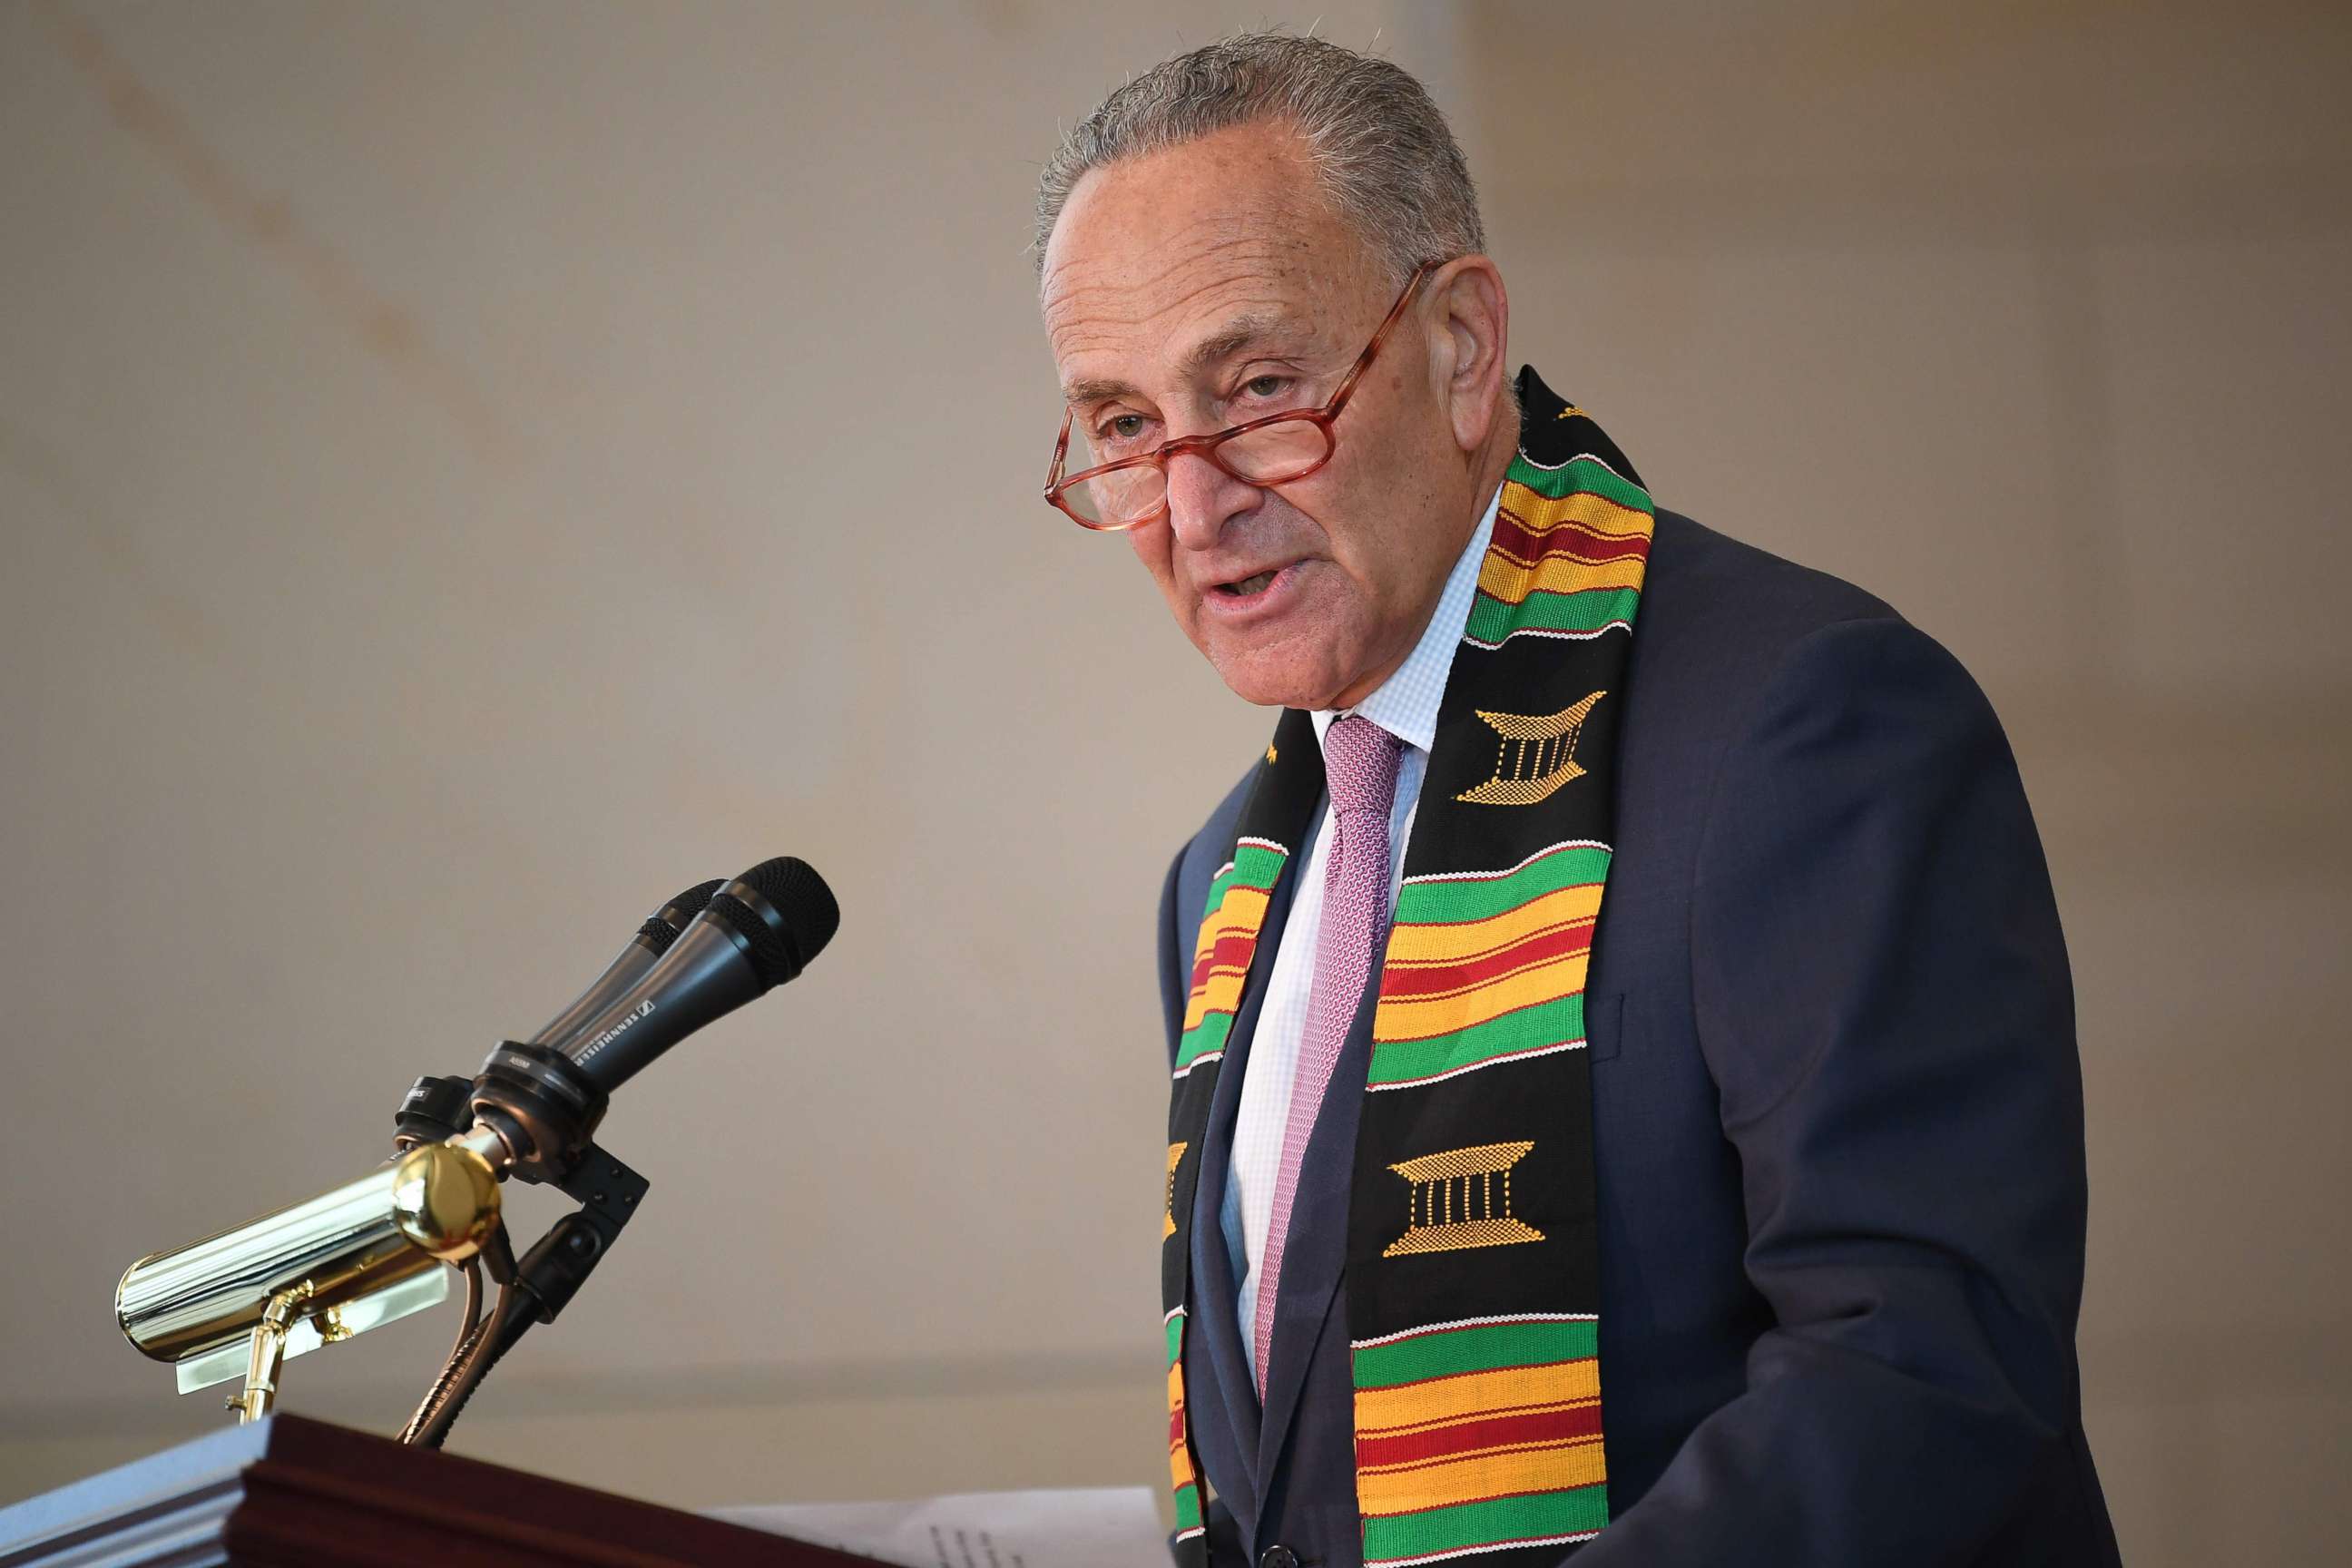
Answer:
[{"left": 2, "top": 3, "right": 2345, "bottom": 1563}]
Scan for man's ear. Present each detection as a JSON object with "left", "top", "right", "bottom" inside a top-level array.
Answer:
[{"left": 1428, "top": 256, "right": 1509, "bottom": 455}]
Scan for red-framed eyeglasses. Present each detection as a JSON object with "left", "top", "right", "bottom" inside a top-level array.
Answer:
[{"left": 1043, "top": 260, "right": 1438, "bottom": 531}]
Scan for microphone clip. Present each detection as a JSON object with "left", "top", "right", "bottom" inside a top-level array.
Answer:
[
  {"left": 469, "top": 1137, "right": 647, "bottom": 1315},
  {"left": 513, "top": 1142, "right": 650, "bottom": 1319},
  {"left": 393, "top": 1074, "right": 476, "bottom": 1150}
]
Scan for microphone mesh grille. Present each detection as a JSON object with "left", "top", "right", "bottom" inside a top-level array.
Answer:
[
  {"left": 638, "top": 878, "right": 726, "bottom": 950},
  {"left": 734, "top": 857, "right": 840, "bottom": 967},
  {"left": 706, "top": 892, "right": 800, "bottom": 989}
]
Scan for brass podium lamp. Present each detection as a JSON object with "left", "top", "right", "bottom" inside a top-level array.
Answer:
[
  {"left": 115, "top": 1139, "right": 502, "bottom": 1423},
  {"left": 111, "top": 856, "right": 838, "bottom": 1445}
]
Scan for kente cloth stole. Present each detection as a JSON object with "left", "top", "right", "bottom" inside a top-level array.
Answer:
[{"left": 1161, "top": 368, "right": 1652, "bottom": 1567}]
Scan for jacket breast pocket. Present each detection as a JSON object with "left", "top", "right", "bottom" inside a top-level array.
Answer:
[{"left": 1589, "top": 991, "right": 1627, "bottom": 1063}]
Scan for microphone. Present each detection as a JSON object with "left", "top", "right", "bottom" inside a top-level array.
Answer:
[
  {"left": 560, "top": 856, "right": 838, "bottom": 1093},
  {"left": 526, "top": 878, "right": 726, "bottom": 1047},
  {"left": 393, "top": 877, "right": 728, "bottom": 1151},
  {"left": 466, "top": 856, "right": 838, "bottom": 1179}
]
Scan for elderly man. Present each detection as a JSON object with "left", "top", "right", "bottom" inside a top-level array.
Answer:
[{"left": 1035, "top": 34, "right": 2120, "bottom": 1568}]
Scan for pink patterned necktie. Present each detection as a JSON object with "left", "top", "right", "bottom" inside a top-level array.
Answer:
[{"left": 1252, "top": 714, "right": 1405, "bottom": 1400}]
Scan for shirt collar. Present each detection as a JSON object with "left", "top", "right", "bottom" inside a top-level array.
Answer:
[{"left": 1310, "top": 483, "right": 1502, "bottom": 758}]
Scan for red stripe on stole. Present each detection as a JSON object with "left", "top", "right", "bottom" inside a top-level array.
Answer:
[
  {"left": 1187, "top": 930, "right": 1261, "bottom": 993},
  {"left": 1490, "top": 513, "right": 1652, "bottom": 567},
  {"left": 1170, "top": 1406, "right": 1186, "bottom": 1446},
  {"left": 1378, "top": 917, "right": 1594, "bottom": 1001},
  {"left": 1356, "top": 1400, "right": 1604, "bottom": 1471}
]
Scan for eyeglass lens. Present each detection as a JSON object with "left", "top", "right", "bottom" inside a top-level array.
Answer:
[{"left": 1064, "top": 417, "right": 1333, "bottom": 524}]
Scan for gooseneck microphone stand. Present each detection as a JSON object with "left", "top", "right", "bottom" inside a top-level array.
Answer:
[{"left": 389, "top": 1044, "right": 650, "bottom": 1448}]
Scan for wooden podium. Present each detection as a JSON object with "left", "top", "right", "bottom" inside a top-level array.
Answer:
[{"left": 0, "top": 1414, "right": 886, "bottom": 1566}]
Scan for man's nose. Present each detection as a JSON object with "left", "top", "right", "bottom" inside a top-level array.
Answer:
[{"left": 1163, "top": 449, "right": 1261, "bottom": 552}]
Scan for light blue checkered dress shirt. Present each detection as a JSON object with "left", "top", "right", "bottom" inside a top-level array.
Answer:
[{"left": 1220, "top": 485, "right": 1502, "bottom": 1385}]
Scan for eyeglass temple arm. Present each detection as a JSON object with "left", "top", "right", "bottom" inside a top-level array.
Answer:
[
  {"left": 1326, "top": 260, "right": 1438, "bottom": 419},
  {"left": 1045, "top": 412, "right": 1075, "bottom": 492}
]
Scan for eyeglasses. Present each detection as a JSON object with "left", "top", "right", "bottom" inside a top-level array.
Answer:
[{"left": 1043, "top": 260, "right": 1438, "bottom": 531}]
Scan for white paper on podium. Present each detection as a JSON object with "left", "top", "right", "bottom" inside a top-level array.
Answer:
[{"left": 710, "top": 1485, "right": 1169, "bottom": 1568}]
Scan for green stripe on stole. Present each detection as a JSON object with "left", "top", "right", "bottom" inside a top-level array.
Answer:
[
  {"left": 1352, "top": 1317, "right": 1601, "bottom": 1389},
  {"left": 1390, "top": 844, "right": 1612, "bottom": 925}
]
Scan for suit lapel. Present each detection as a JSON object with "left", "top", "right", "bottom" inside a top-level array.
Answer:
[
  {"left": 1185, "top": 805, "right": 1320, "bottom": 1525},
  {"left": 1253, "top": 944, "right": 1383, "bottom": 1500}
]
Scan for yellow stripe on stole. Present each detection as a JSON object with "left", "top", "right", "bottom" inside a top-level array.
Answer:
[
  {"left": 1179, "top": 887, "right": 1270, "bottom": 1030},
  {"left": 1167, "top": 1360, "right": 1195, "bottom": 1492},
  {"left": 1186, "top": 887, "right": 1269, "bottom": 963},
  {"left": 1356, "top": 1436, "right": 1609, "bottom": 1517},
  {"left": 1353, "top": 1359, "right": 1602, "bottom": 1436},
  {"left": 1383, "top": 884, "right": 1604, "bottom": 965},
  {"left": 1499, "top": 483, "right": 1652, "bottom": 540},
  {"left": 1475, "top": 550, "right": 1646, "bottom": 609},
  {"left": 1180, "top": 964, "right": 1252, "bottom": 1033}
]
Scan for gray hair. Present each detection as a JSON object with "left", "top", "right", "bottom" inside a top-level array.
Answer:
[{"left": 1034, "top": 33, "right": 1485, "bottom": 285}]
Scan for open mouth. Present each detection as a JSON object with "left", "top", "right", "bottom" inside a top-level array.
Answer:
[{"left": 1214, "top": 567, "right": 1282, "bottom": 597}]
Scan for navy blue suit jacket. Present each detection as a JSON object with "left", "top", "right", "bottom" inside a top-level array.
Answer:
[{"left": 1156, "top": 511, "right": 2122, "bottom": 1566}]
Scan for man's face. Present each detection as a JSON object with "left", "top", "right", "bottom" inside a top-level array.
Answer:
[{"left": 1040, "top": 122, "right": 1473, "bottom": 710}]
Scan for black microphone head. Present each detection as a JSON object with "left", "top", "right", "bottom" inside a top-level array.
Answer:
[
  {"left": 637, "top": 878, "right": 726, "bottom": 955},
  {"left": 705, "top": 857, "right": 838, "bottom": 989}
]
